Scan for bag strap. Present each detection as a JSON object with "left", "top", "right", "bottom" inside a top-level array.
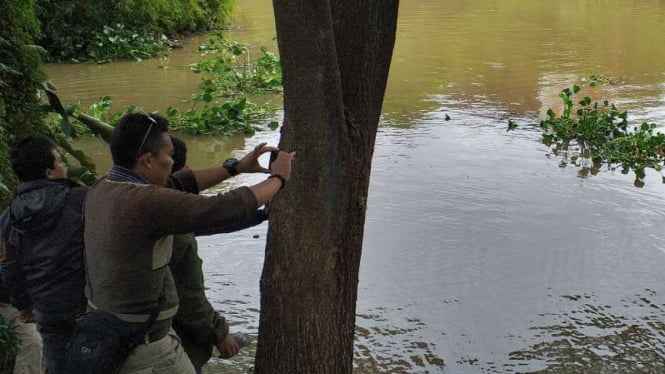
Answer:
[{"left": 130, "top": 270, "right": 168, "bottom": 346}]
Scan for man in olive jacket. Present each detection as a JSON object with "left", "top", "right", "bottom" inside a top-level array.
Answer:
[
  {"left": 168, "top": 136, "right": 264, "bottom": 373},
  {"left": 84, "top": 113, "right": 294, "bottom": 373}
]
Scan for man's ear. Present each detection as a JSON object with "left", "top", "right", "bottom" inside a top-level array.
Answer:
[
  {"left": 45, "top": 167, "right": 58, "bottom": 180},
  {"left": 137, "top": 153, "right": 153, "bottom": 169}
]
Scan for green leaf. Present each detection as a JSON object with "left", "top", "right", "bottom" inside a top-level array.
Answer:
[
  {"left": 507, "top": 120, "right": 518, "bottom": 132},
  {"left": 635, "top": 167, "right": 646, "bottom": 179},
  {"left": 67, "top": 165, "right": 97, "bottom": 186},
  {"left": 42, "top": 82, "right": 74, "bottom": 137}
]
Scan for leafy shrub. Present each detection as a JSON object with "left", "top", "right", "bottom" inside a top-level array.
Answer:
[
  {"left": 0, "top": 314, "right": 18, "bottom": 372},
  {"left": 118, "top": 0, "right": 204, "bottom": 34},
  {"left": 0, "top": 0, "right": 48, "bottom": 208},
  {"left": 36, "top": 0, "right": 236, "bottom": 62},
  {"left": 36, "top": 0, "right": 119, "bottom": 60},
  {"left": 0, "top": 127, "right": 11, "bottom": 205}
]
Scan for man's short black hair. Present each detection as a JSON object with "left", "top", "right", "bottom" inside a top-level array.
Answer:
[
  {"left": 10, "top": 135, "right": 58, "bottom": 182},
  {"left": 170, "top": 136, "right": 187, "bottom": 173},
  {"left": 111, "top": 113, "right": 169, "bottom": 169}
]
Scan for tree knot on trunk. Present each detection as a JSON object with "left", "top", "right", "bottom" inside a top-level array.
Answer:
[{"left": 344, "top": 106, "right": 360, "bottom": 138}]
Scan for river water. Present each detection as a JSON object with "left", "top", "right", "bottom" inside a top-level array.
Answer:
[{"left": 45, "top": 1, "right": 665, "bottom": 373}]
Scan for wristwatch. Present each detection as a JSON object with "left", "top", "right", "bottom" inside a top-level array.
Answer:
[
  {"left": 267, "top": 174, "right": 287, "bottom": 190},
  {"left": 222, "top": 158, "right": 239, "bottom": 176}
]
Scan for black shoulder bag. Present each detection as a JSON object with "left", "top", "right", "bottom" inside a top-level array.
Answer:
[{"left": 65, "top": 279, "right": 167, "bottom": 374}]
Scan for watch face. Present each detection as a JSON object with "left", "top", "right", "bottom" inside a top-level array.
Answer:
[
  {"left": 223, "top": 158, "right": 239, "bottom": 167},
  {"left": 223, "top": 158, "right": 239, "bottom": 175}
]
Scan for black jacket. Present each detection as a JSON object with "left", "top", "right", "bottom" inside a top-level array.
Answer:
[{"left": 0, "top": 179, "right": 86, "bottom": 312}]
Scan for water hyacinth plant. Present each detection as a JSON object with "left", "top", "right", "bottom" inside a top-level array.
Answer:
[
  {"left": 86, "top": 24, "right": 171, "bottom": 63},
  {"left": 167, "top": 32, "right": 282, "bottom": 134},
  {"left": 509, "top": 85, "right": 665, "bottom": 186},
  {"left": 193, "top": 32, "right": 282, "bottom": 95}
]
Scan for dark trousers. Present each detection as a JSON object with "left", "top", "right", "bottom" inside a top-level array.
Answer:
[{"left": 34, "top": 308, "right": 79, "bottom": 374}]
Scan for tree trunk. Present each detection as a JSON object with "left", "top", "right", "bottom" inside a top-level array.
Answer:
[{"left": 255, "top": 1, "right": 399, "bottom": 373}]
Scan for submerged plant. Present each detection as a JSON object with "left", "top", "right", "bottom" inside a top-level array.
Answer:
[
  {"left": 587, "top": 73, "right": 621, "bottom": 87},
  {"left": 509, "top": 85, "right": 665, "bottom": 186}
]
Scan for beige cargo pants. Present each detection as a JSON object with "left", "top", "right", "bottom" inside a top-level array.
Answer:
[{"left": 0, "top": 303, "right": 44, "bottom": 374}]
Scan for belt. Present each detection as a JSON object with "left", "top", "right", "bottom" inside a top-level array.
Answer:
[
  {"left": 142, "top": 328, "right": 169, "bottom": 345},
  {"left": 87, "top": 300, "right": 178, "bottom": 323}
]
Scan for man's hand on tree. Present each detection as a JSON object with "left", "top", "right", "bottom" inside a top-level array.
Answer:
[
  {"left": 269, "top": 150, "right": 296, "bottom": 180},
  {"left": 237, "top": 142, "right": 278, "bottom": 174}
]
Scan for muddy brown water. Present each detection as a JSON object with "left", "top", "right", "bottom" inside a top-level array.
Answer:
[{"left": 45, "top": 0, "right": 665, "bottom": 372}]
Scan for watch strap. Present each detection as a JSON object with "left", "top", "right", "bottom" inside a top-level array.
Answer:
[{"left": 267, "top": 174, "right": 287, "bottom": 190}]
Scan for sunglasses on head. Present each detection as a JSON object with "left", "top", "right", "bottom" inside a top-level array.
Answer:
[{"left": 136, "top": 114, "right": 158, "bottom": 158}]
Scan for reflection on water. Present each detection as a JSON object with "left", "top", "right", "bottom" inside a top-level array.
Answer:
[
  {"left": 355, "top": 309, "right": 445, "bottom": 373},
  {"left": 509, "top": 291, "right": 665, "bottom": 373},
  {"left": 44, "top": 0, "right": 665, "bottom": 373},
  {"left": 361, "top": 107, "right": 665, "bottom": 373}
]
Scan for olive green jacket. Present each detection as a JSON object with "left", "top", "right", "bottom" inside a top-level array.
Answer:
[
  {"left": 169, "top": 208, "right": 267, "bottom": 369},
  {"left": 170, "top": 232, "right": 226, "bottom": 369}
]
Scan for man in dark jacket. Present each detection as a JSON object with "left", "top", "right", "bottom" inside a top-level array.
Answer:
[
  {"left": 0, "top": 135, "right": 87, "bottom": 374},
  {"left": 168, "top": 136, "right": 261, "bottom": 373}
]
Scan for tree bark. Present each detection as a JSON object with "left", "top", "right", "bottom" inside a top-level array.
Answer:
[{"left": 255, "top": 1, "right": 399, "bottom": 373}]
